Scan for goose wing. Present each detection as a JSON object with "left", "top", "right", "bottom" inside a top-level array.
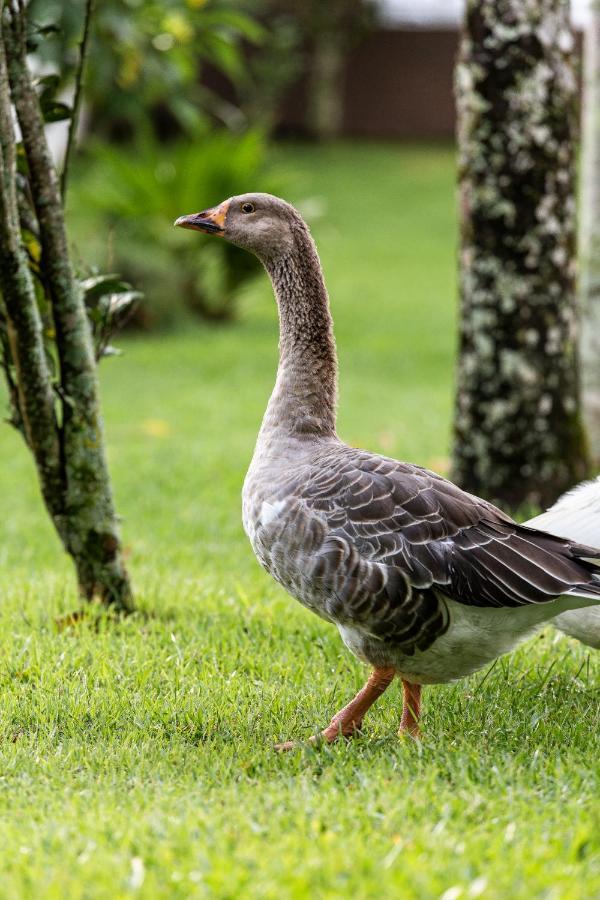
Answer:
[{"left": 300, "top": 445, "right": 600, "bottom": 614}]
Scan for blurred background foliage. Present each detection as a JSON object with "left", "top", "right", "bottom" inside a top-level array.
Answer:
[
  {"left": 30, "top": 0, "right": 266, "bottom": 138},
  {"left": 26, "top": 0, "right": 377, "bottom": 325}
]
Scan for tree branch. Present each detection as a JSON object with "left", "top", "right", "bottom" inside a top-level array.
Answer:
[
  {"left": 4, "top": 2, "right": 133, "bottom": 608},
  {"left": 60, "top": 0, "right": 94, "bottom": 200},
  {"left": 0, "top": 313, "right": 25, "bottom": 435},
  {"left": 0, "top": 6, "right": 63, "bottom": 518}
]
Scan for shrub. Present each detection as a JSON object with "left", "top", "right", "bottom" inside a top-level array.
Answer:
[{"left": 28, "top": 0, "right": 265, "bottom": 140}]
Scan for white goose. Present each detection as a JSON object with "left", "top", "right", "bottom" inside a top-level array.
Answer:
[{"left": 176, "top": 194, "right": 600, "bottom": 746}]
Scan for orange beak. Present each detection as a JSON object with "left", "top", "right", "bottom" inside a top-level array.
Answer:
[{"left": 174, "top": 199, "right": 230, "bottom": 235}]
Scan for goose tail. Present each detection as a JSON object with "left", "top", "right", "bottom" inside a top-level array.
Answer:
[{"left": 525, "top": 477, "right": 600, "bottom": 648}]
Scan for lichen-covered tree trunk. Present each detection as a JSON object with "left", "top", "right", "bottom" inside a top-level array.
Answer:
[
  {"left": 0, "top": 3, "right": 132, "bottom": 611},
  {"left": 580, "top": 2, "right": 600, "bottom": 463},
  {"left": 452, "top": 0, "right": 589, "bottom": 509}
]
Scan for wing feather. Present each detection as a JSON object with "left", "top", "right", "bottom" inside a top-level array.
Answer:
[
  {"left": 262, "top": 444, "right": 600, "bottom": 655},
  {"left": 298, "top": 445, "right": 600, "bottom": 622}
]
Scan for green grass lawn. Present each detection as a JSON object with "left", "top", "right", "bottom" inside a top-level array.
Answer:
[{"left": 0, "top": 142, "right": 598, "bottom": 898}]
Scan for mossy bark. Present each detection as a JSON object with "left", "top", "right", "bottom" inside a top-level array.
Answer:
[
  {"left": 452, "top": 0, "right": 589, "bottom": 509},
  {"left": 0, "top": 29, "right": 62, "bottom": 516},
  {"left": 0, "top": 6, "right": 132, "bottom": 610},
  {"left": 580, "top": 3, "right": 600, "bottom": 463}
]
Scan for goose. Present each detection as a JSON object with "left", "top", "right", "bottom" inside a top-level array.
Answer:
[
  {"left": 526, "top": 477, "right": 600, "bottom": 649},
  {"left": 175, "top": 193, "right": 600, "bottom": 747}
]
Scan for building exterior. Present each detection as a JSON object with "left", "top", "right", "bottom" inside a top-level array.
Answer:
[{"left": 278, "top": 0, "right": 588, "bottom": 139}]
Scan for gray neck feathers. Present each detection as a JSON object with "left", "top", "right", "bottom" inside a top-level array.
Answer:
[{"left": 260, "top": 220, "right": 338, "bottom": 439}]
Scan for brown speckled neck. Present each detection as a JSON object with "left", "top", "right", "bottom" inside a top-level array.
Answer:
[{"left": 260, "top": 218, "right": 338, "bottom": 439}]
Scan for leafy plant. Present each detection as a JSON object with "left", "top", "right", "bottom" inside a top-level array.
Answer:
[
  {"left": 0, "top": 0, "right": 134, "bottom": 610},
  {"left": 28, "top": 0, "right": 265, "bottom": 139},
  {"left": 80, "top": 273, "right": 142, "bottom": 360},
  {"left": 0, "top": 34, "right": 142, "bottom": 440},
  {"left": 71, "top": 128, "right": 286, "bottom": 323}
]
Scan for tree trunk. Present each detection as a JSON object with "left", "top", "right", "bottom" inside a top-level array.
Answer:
[
  {"left": 452, "top": 0, "right": 589, "bottom": 509},
  {"left": 307, "top": 31, "right": 345, "bottom": 140},
  {"left": 580, "top": 3, "right": 600, "bottom": 464},
  {"left": 0, "top": 4, "right": 132, "bottom": 611}
]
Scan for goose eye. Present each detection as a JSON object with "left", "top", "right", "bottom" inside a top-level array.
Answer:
[{"left": 241, "top": 202, "right": 255, "bottom": 214}]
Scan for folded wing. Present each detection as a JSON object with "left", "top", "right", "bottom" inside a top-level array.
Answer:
[{"left": 297, "top": 446, "right": 600, "bottom": 641}]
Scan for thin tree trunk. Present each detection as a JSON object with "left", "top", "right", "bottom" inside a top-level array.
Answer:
[
  {"left": 0, "top": 4, "right": 132, "bottom": 610},
  {"left": 452, "top": 0, "right": 589, "bottom": 509},
  {"left": 0, "top": 28, "right": 62, "bottom": 520},
  {"left": 580, "top": 3, "right": 600, "bottom": 463},
  {"left": 307, "top": 32, "right": 345, "bottom": 140}
]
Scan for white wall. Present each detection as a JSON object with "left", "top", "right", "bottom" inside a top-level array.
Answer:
[{"left": 379, "top": 0, "right": 591, "bottom": 28}]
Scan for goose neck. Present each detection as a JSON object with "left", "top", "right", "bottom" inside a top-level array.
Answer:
[{"left": 261, "top": 236, "right": 338, "bottom": 439}]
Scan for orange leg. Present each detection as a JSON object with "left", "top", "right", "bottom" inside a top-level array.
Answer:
[
  {"left": 276, "top": 666, "right": 396, "bottom": 751},
  {"left": 399, "top": 679, "right": 421, "bottom": 739}
]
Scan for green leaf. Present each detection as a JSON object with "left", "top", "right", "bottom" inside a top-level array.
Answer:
[
  {"left": 41, "top": 102, "right": 72, "bottom": 124},
  {"left": 81, "top": 274, "right": 132, "bottom": 301},
  {"left": 34, "top": 74, "right": 61, "bottom": 102},
  {"left": 107, "top": 291, "right": 143, "bottom": 315},
  {"left": 201, "top": 10, "right": 266, "bottom": 45}
]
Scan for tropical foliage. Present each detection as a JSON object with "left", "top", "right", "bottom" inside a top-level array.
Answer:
[{"left": 29, "top": 0, "right": 265, "bottom": 138}]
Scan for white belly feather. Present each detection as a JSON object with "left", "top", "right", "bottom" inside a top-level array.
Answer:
[{"left": 339, "top": 596, "right": 586, "bottom": 685}]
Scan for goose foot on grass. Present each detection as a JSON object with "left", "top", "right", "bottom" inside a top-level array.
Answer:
[{"left": 274, "top": 666, "right": 395, "bottom": 751}]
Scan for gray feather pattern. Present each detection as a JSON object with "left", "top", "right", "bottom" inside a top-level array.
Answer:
[{"left": 246, "top": 442, "right": 600, "bottom": 656}]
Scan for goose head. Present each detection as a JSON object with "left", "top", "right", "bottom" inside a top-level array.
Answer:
[{"left": 174, "top": 192, "right": 300, "bottom": 260}]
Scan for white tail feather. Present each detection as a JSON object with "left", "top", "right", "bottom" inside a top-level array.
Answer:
[
  {"left": 525, "top": 476, "right": 600, "bottom": 546},
  {"left": 525, "top": 477, "right": 600, "bottom": 649}
]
